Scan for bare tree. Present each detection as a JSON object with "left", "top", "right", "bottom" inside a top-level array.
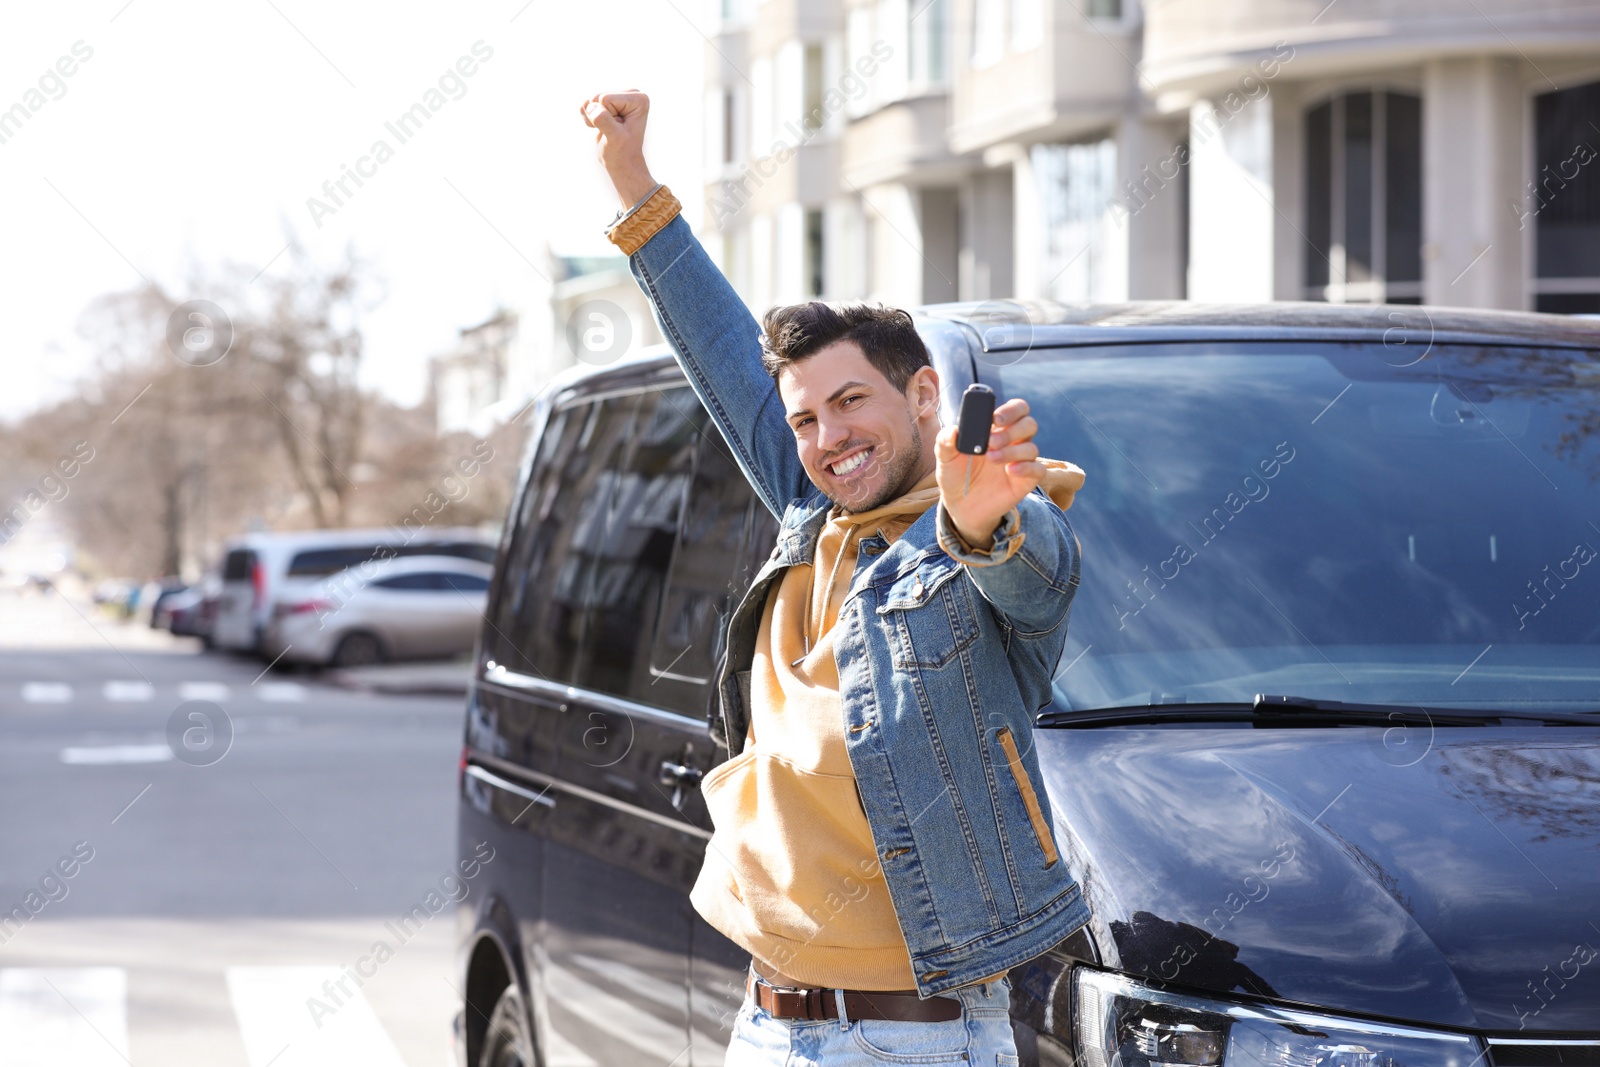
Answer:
[
  {"left": 237, "top": 240, "right": 377, "bottom": 528},
  {"left": 7, "top": 238, "right": 517, "bottom": 582}
]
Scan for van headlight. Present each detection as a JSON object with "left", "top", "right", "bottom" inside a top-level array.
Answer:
[{"left": 1075, "top": 970, "right": 1481, "bottom": 1067}]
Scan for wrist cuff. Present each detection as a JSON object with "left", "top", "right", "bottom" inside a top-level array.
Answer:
[
  {"left": 937, "top": 505, "right": 1024, "bottom": 567},
  {"left": 605, "top": 184, "right": 682, "bottom": 255}
]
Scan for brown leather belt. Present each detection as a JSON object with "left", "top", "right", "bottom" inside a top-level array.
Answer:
[{"left": 745, "top": 968, "right": 962, "bottom": 1023}]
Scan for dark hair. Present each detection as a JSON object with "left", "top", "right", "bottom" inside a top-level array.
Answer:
[{"left": 759, "top": 301, "right": 931, "bottom": 393}]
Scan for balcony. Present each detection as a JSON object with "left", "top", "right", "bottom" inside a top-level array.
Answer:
[
  {"left": 949, "top": 4, "right": 1140, "bottom": 154},
  {"left": 1142, "top": 0, "right": 1600, "bottom": 99},
  {"left": 841, "top": 93, "right": 970, "bottom": 188}
]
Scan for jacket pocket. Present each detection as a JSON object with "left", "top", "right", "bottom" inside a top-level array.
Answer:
[
  {"left": 994, "top": 726, "right": 1059, "bottom": 869},
  {"left": 874, "top": 555, "right": 980, "bottom": 669}
]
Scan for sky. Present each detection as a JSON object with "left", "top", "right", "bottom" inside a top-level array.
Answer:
[{"left": 0, "top": 0, "right": 705, "bottom": 421}]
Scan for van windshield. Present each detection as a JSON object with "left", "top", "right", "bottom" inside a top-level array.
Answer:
[{"left": 997, "top": 340, "right": 1600, "bottom": 714}]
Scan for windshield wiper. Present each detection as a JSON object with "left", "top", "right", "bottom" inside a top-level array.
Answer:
[{"left": 1036, "top": 692, "right": 1599, "bottom": 729}]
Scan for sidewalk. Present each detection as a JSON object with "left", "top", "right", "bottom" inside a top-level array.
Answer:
[
  {"left": 0, "top": 589, "right": 202, "bottom": 652},
  {"left": 320, "top": 658, "right": 473, "bottom": 697}
]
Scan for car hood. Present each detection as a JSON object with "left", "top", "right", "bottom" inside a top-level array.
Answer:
[{"left": 1035, "top": 725, "right": 1600, "bottom": 1032}]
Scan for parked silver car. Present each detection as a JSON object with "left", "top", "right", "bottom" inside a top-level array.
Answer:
[
  {"left": 212, "top": 526, "right": 495, "bottom": 654},
  {"left": 262, "top": 555, "right": 492, "bottom": 668}
]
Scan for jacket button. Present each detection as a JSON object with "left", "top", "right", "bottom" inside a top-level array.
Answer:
[{"left": 911, "top": 578, "right": 924, "bottom": 597}]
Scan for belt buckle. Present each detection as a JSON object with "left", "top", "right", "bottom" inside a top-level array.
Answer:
[
  {"left": 775, "top": 987, "right": 807, "bottom": 1020},
  {"left": 755, "top": 973, "right": 827, "bottom": 1021}
]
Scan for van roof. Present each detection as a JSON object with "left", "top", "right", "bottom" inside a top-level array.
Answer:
[
  {"left": 922, "top": 299, "right": 1600, "bottom": 350},
  {"left": 222, "top": 526, "right": 490, "bottom": 552},
  {"left": 541, "top": 299, "right": 1600, "bottom": 398}
]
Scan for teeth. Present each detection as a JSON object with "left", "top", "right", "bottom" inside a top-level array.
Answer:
[{"left": 832, "top": 450, "right": 869, "bottom": 476}]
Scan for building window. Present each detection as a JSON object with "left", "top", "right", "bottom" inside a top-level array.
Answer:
[
  {"left": 750, "top": 56, "right": 773, "bottom": 156},
  {"left": 1304, "top": 90, "right": 1422, "bottom": 304},
  {"left": 873, "top": 0, "right": 910, "bottom": 102},
  {"left": 837, "top": 201, "right": 865, "bottom": 298},
  {"left": 1531, "top": 79, "right": 1600, "bottom": 313},
  {"left": 803, "top": 44, "right": 824, "bottom": 131},
  {"left": 1009, "top": 0, "right": 1041, "bottom": 51},
  {"left": 1087, "top": 0, "right": 1121, "bottom": 17},
  {"left": 910, "top": 0, "right": 950, "bottom": 88},
  {"left": 1034, "top": 138, "right": 1120, "bottom": 302},
  {"left": 805, "top": 209, "right": 825, "bottom": 297},
  {"left": 972, "top": 0, "right": 1004, "bottom": 68},
  {"left": 1177, "top": 136, "right": 1190, "bottom": 300},
  {"left": 723, "top": 90, "right": 737, "bottom": 164},
  {"left": 847, "top": 6, "right": 874, "bottom": 117},
  {"left": 723, "top": 228, "right": 751, "bottom": 299}
]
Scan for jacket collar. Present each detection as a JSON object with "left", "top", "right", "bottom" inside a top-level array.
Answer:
[{"left": 773, "top": 487, "right": 940, "bottom": 578}]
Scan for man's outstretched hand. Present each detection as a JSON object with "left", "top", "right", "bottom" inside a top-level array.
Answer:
[
  {"left": 580, "top": 90, "right": 658, "bottom": 209},
  {"left": 935, "top": 398, "right": 1044, "bottom": 551}
]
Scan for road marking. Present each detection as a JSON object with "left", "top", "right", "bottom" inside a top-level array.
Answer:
[
  {"left": 103, "top": 681, "right": 155, "bottom": 702},
  {"left": 257, "top": 682, "right": 307, "bottom": 703},
  {"left": 60, "top": 744, "right": 174, "bottom": 765},
  {"left": 0, "top": 967, "right": 130, "bottom": 1066},
  {"left": 180, "top": 682, "right": 231, "bottom": 701},
  {"left": 21, "top": 683, "right": 72, "bottom": 704},
  {"left": 226, "top": 966, "right": 409, "bottom": 1067}
]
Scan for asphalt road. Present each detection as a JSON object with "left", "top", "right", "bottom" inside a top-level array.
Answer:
[{"left": 0, "top": 590, "right": 468, "bottom": 1066}]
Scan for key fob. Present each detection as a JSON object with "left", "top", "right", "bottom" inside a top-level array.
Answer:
[{"left": 955, "top": 384, "right": 996, "bottom": 455}]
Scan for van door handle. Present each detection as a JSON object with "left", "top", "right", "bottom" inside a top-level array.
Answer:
[{"left": 657, "top": 760, "right": 703, "bottom": 808}]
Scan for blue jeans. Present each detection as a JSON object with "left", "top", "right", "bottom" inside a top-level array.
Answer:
[{"left": 724, "top": 966, "right": 1020, "bottom": 1066}]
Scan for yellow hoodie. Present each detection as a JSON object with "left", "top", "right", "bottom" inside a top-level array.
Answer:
[{"left": 689, "top": 459, "right": 1085, "bottom": 990}]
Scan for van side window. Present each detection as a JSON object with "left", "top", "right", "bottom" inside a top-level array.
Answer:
[
  {"left": 398, "top": 542, "right": 497, "bottom": 565},
  {"left": 287, "top": 541, "right": 493, "bottom": 580},
  {"left": 647, "top": 416, "right": 758, "bottom": 718},
  {"left": 288, "top": 546, "right": 380, "bottom": 578},
  {"left": 490, "top": 400, "right": 601, "bottom": 681},
  {"left": 372, "top": 573, "right": 443, "bottom": 590},
  {"left": 222, "top": 549, "right": 256, "bottom": 581},
  {"left": 570, "top": 388, "right": 700, "bottom": 702}
]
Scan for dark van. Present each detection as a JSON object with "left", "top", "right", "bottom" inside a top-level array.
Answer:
[{"left": 454, "top": 301, "right": 1600, "bottom": 1067}]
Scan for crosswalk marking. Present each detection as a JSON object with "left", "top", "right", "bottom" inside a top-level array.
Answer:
[
  {"left": 0, "top": 965, "right": 423, "bottom": 1066},
  {"left": 103, "top": 680, "right": 155, "bottom": 702},
  {"left": 227, "top": 966, "right": 410, "bottom": 1067},
  {"left": 14, "top": 681, "right": 303, "bottom": 706},
  {"left": 0, "top": 967, "right": 130, "bottom": 1066},
  {"left": 60, "top": 743, "right": 175, "bottom": 765},
  {"left": 8, "top": 678, "right": 449, "bottom": 709}
]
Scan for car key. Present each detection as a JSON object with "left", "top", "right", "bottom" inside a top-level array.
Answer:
[{"left": 955, "top": 384, "right": 996, "bottom": 496}]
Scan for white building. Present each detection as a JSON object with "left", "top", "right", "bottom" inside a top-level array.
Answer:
[
  {"left": 703, "top": 0, "right": 1600, "bottom": 315},
  {"left": 430, "top": 251, "right": 665, "bottom": 435},
  {"left": 432, "top": 309, "right": 517, "bottom": 437}
]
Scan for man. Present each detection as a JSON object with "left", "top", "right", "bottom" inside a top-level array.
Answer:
[{"left": 581, "top": 90, "right": 1092, "bottom": 1065}]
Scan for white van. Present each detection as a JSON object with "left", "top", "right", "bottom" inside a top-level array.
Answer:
[{"left": 210, "top": 526, "right": 496, "bottom": 655}]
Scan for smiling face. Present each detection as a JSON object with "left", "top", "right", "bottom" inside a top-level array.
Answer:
[{"left": 779, "top": 338, "right": 942, "bottom": 513}]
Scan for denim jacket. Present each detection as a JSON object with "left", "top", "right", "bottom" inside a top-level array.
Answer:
[{"left": 627, "top": 212, "right": 1092, "bottom": 997}]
